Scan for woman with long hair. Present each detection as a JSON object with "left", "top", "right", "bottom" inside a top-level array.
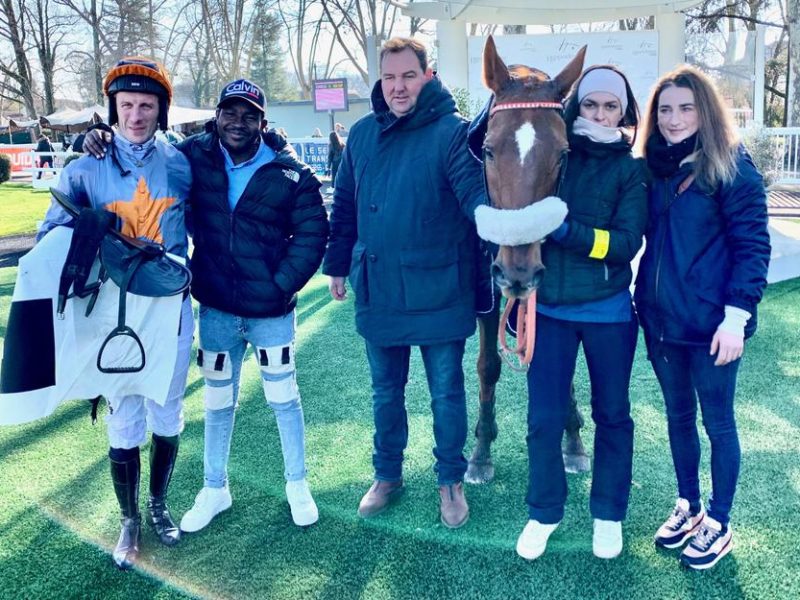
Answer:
[
  {"left": 635, "top": 65, "right": 770, "bottom": 570},
  {"left": 516, "top": 65, "right": 647, "bottom": 561}
]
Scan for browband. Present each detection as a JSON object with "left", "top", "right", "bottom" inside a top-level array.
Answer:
[{"left": 490, "top": 102, "right": 563, "bottom": 116}]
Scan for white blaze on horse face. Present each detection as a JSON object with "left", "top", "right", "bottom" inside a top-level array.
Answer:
[{"left": 515, "top": 122, "right": 536, "bottom": 166}]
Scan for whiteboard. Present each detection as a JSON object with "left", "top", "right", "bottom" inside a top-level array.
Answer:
[{"left": 468, "top": 31, "right": 659, "bottom": 113}]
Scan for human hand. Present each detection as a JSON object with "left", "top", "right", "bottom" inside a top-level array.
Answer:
[
  {"left": 709, "top": 329, "right": 744, "bottom": 366},
  {"left": 83, "top": 129, "right": 113, "bottom": 159},
  {"left": 329, "top": 276, "right": 347, "bottom": 301}
]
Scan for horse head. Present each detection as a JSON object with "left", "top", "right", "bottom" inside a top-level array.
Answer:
[{"left": 476, "top": 36, "right": 585, "bottom": 299}]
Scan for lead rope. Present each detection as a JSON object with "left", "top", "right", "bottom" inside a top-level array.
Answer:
[{"left": 498, "top": 293, "right": 537, "bottom": 372}]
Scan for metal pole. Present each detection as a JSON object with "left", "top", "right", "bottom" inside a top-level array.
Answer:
[{"left": 754, "top": 24, "right": 766, "bottom": 126}]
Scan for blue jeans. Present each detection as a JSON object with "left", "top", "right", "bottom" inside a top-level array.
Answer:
[
  {"left": 648, "top": 340, "right": 741, "bottom": 525},
  {"left": 526, "top": 314, "right": 638, "bottom": 523},
  {"left": 365, "top": 340, "right": 468, "bottom": 485},
  {"left": 198, "top": 306, "right": 307, "bottom": 488}
]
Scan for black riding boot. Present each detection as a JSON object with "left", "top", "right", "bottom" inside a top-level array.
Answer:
[
  {"left": 109, "top": 449, "right": 141, "bottom": 570},
  {"left": 147, "top": 434, "right": 181, "bottom": 546}
]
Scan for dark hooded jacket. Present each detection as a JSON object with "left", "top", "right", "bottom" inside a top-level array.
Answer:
[
  {"left": 322, "top": 76, "right": 486, "bottom": 346},
  {"left": 634, "top": 146, "right": 771, "bottom": 345},
  {"left": 178, "top": 129, "right": 329, "bottom": 318}
]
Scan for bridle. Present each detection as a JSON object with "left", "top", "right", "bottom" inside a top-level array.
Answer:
[{"left": 486, "top": 99, "right": 568, "bottom": 372}]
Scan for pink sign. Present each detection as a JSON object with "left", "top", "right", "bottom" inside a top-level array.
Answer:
[{"left": 313, "top": 79, "right": 349, "bottom": 112}]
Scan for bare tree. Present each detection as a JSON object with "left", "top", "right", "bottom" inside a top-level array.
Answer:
[
  {"left": 0, "top": 0, "right": 37, "bottom": 116},
  {"left": 57, "top": 0, "right": 154, "bottom": 102},
  {"left": 25, "top": 0, "right": 74, "bottom": 113},
  {"left": 277, "top": 0, "right": 328, "bottom": 98},
  {"left": 789, "top": 0, "right": 800, "bottom": 124},
  {"left": 317, "top": 0, "right": 407, "bottom": 86}
]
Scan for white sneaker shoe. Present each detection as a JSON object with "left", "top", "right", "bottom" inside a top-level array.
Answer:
[
  {"left": 180, "top": 486, "right": 232, "bottom": 533},
  {"left": 516, "top": 520, "right": 560, "bottom": 560},
  {"left": 593, "top": 519, "right": 623, "bottom": 559},
  {"left": 286, "top": 479, "right": 319, "bottom": 527}
]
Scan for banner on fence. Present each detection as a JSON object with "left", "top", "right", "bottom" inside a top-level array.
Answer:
[
  {"left": 0, "top": 145, "right": 36, "bottom": 172},
  {"left": 290, "top": 140, "right": 329, "bottom": 175}
]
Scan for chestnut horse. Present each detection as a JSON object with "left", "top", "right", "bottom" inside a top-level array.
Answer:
[{"left": 465, "top": 37, "right": 590, "bottom": 483}]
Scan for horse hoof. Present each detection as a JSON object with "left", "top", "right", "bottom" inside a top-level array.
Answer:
[
  {"left": 563, "top": 453, "right": 590, "bottom": 474},
  {"left": 465, "top": 461, "right": 495, "bottom": 484}
]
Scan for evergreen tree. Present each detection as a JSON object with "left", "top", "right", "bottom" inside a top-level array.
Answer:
[{"left": 250, "top": 10, "right": 295, "bottom": 101}]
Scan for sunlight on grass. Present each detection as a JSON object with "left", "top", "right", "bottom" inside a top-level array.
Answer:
[
  {"left": 0, "top": 183, "right": 51, "bottom": 236},
  {"left": 738, "top": 404, "right": 800, "bottom": 452}
]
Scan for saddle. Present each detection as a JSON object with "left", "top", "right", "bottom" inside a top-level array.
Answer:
[{"left": 51, "top": 188, "right": 191, "bottom": 374}]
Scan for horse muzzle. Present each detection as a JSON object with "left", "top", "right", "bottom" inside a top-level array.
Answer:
[{"left": 491, "top": 257, "right": 544, "bottom": 300}]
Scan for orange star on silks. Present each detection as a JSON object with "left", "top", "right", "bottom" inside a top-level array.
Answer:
[{"left": 106, "top": 177, "right": 176, "bottom": 244}]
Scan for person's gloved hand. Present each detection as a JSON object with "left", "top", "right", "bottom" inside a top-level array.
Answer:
[{"left": 710, "top": 305, "right": 750, "bottom": 366}]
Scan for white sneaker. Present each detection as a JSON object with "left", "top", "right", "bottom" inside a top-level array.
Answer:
[
  {"left": 593, "top": 519, "right": 623, "bottom": 559},
  {"left": 286, "top": 479, "right": 319, "bottom": 527},
  {"left": 180, "top": 486, "right": 232, "bottom": 533},
  {"left": 516, "top": 520, "right": 560, "bottom": 560}
]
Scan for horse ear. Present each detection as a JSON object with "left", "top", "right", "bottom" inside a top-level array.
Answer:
[
  {"left": 553, "top": 45, "right": 587, "bottom": 100},
  {"left": 483, "top": 35, "right": 510, "bottom": 94}
]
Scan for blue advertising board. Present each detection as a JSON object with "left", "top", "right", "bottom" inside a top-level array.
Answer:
[{"left": 290, "top": 138, "right": 331, "bottom": 176}]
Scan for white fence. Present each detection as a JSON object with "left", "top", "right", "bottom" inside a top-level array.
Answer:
[
  {"left": 28, "top": 151, "right": 73, "bottom": 189},
  {"left": 757, "top": 127, "right": 800, "bottom": 184}
]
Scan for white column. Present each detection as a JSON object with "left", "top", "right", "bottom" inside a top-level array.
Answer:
[
  {"left": 656, "top": 11, "right": 686, "bottom": 75},
  {"left": 435, "top": 18, "right": 469, "bottom": 90},
  {"left": 366, "top": 35, "right": 380, "bottom": 90}
]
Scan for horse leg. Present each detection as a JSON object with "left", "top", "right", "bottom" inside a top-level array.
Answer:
[
  {"left": 466, "top": 309, "right": 502, "bottom": 484},
  {"left": 562, "top": 382, "right": 590, "bottom": 473}
]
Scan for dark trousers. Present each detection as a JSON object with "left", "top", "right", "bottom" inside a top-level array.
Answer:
[
  {"left": 526, "top": 313, "right": 638, "bottom": 523},
  {"left": 365, "top": 340, "right": 468, "bottom": 485},
  {"left": 648, "top": 340, "right": 741, "bottom": 525}
]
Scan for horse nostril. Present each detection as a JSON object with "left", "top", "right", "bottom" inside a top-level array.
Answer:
[
  {"left": 490, "top": 262, "right": 504, "bottom": 281},
  {"left": 531, "top": 267, "right": 545, "bottom": 289}
]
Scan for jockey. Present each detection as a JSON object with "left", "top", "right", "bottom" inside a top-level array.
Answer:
[{"left": 37, "top": 57, "right": 192, "bottom": 570}]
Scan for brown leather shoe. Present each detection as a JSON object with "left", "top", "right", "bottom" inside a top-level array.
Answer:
[
  {"left": 439, "top": 482, "right": 469, "bottom": 529},
  {"left": 357, "top": 480, "right": 405, "bottom": 518}
]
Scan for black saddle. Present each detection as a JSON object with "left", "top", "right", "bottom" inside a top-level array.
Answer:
[{"left": 51, "top": 188, "right": 191, "bottom": 374}]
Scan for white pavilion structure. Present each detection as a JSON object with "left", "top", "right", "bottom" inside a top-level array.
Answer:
[{"left": 397, "top": 1, "right": 703, "bottom": 89}]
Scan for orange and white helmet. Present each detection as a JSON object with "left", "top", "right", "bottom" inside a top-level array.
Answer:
[{"left": 103, "top": 57, "right": 172, "bottom": 131}]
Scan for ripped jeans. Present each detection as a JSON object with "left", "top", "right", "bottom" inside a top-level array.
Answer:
[{"left": 197, "top": 305, "right": 307, "bottom": 488}]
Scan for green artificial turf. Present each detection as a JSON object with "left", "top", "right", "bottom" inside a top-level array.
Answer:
[
  {"left": 0, "top": 183, "right": 52, "bottom": 236},
  {"left": 0, "top": 266, "right": 798, "bottom": 599}
]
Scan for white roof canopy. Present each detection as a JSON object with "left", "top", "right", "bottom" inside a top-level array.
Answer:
[
  {"left": 402, "top": 0, "right": 702, "bottom": 25},
  {"left": 37, "top": 104, "right": 215, "bottom": 131}
]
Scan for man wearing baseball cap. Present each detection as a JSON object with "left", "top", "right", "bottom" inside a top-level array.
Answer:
[
  {"left": 83, "top": 77, "right": 328, "bottom": 534},
  {"left": 177, "top": 79, "right": 329, "bottom": 533}
]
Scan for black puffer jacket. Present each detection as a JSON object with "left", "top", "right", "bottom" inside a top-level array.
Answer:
[
  {"left": 539, "top": 133, "right": 648, "bottom": 305},
  {"left": 178, "top": 129, "right": 329, "bottom": 317}
]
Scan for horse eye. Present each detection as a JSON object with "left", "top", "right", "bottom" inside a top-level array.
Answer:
[{"left": 484, "top": 146, "right": 495, "bottom": 161}]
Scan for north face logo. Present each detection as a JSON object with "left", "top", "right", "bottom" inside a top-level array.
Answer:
[{"left": 282, "top": 169, "right": 299, "bottom": 182}]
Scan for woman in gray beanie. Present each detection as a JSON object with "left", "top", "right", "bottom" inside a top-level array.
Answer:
[{"left": 516, "top": 65, "right": 648, "bottom": 562}]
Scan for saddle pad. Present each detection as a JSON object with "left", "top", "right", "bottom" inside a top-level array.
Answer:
[{"left": 0, "top": 227, "right": 182, "bottom": 425}]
